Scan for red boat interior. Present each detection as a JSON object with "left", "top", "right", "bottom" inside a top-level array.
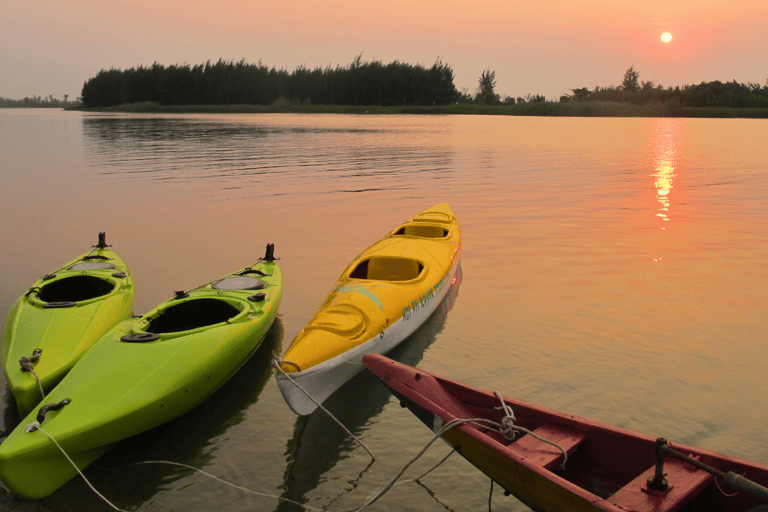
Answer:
[{"left": 382, "top": 364, "right": 768, "bottom": 512}]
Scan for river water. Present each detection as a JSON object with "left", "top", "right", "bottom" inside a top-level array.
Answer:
[{"left": 1, "top": 109, "right": 767, "bottom": 511}]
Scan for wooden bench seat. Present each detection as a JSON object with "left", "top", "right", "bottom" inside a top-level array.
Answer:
[
  {"left": 508, "top": 424, "right": 587, "bottom": 471},
  {"left": 609, "top": 456, "right": 714, "bottom": 512}
]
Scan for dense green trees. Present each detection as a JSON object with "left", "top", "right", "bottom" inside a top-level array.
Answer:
[{"left": 79, "top": 57, "right": 459, "bottom": 108}]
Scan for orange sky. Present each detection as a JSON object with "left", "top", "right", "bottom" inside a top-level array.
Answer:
[{"left": 1, "top": 0, "right": 766, "bottom": 101}]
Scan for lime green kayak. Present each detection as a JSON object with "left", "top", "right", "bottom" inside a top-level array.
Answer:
[
  {"left": 2, "top": 233, "right": 135, "bottom": 417},
  {"left": 0, "top": 244, "right": 283, "bottom": 499}
]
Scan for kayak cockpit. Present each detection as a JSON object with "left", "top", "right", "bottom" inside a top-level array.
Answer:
[
  {"left": 393, "top": 224, "right": 449, "bottom": 238},
  {"left": 349, "top": 256, "right": 424, "bottom": 282},
  {"left": 35, "top": 275, "right": 115, "bottom": 306},
  {"left": 146, "top": 298, "right": 241, "bottom": 334}
]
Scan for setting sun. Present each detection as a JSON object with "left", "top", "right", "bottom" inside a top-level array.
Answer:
[{"left": 661, "top": 32, "right": 672, "bottom": 43}]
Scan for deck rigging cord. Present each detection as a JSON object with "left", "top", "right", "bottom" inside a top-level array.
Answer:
[{"left": 271, "top": 353, "right": 376, "bottom": 461}]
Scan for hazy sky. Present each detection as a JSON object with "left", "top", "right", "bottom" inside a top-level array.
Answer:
[{"left": 2, "top": 0, "right": 766, "bottom": 101}]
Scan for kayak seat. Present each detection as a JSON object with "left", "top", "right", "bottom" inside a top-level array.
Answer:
[
  {"left": 350, "top": 257, "right": 423, "bottom": 281},
  {"left": 508, "top": 424, "right": 586, "bottom": 471},
  {"left": 394, "top": 225, "right": 448, "bottom": 238},
  {"left": 37, "top": 275, "right": 115, "bottom": 303},
  {"left": 609, "top": 456, "right": 714, "bottom": 512},
  {"left": 147, "top": 298, "right": 241, "bottom": 334}
]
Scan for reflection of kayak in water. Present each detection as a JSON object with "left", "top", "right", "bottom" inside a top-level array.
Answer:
[
  {"left": 278, "top": 264, "right": 462, "bottom": 511},
  {"left": 92, "top": 320, "right": 284, "bottom": 509},
  {"left": 276, "top": 203, "right": 461, "bottom": 416},
  {"left": 2, "top": 232, "right": 135, "bottom": 417},
  {"left": 0, "top": 244, "right": 282, "bottom": 499}
]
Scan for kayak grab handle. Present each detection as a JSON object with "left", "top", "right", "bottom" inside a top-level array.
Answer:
[
  {"left": 36, "top": 399, "right": 71, "bottom": 424},
  {"left": 650, "top": 438, "right": 768, "bottom": 504}
]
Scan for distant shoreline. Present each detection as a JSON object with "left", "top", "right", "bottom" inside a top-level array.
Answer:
[{"left": 70, "top": 101, "right": 768, "bottom": 118}]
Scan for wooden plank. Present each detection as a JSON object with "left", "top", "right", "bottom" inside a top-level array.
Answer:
[
  {"left": 609, "top": 456, "right": 714, "bottom": 512},
  {"left": 508, "top": 424, "right": 586, "bottom": 470}
]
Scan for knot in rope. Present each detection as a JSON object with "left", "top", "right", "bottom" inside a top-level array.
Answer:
[
  {"left": 19, "top": 349, "right": 43, "bottom": 371},
  {"left": 24, "top": 421, "right": 41, "bottom": 433},
  {"left": 493, "top": 391, "right": 518, "bottom": 441}
]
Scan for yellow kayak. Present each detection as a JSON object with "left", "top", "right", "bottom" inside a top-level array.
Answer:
[{"left": 276, "top": 203, "right": 461, "bottom": 415}]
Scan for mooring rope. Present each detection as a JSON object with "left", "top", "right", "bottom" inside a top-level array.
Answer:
[
  {"left": 122, "top": 461, "right": 322, "bottom": 511},
  {"left": 24, "top": 421, "right": 128, "bottom": 512},
  {"left": 493, "top": 391, "right": 568, "bottom": 470},
  {"left": 19, "top": 350, "right": 45, "bottom": 401},
  {"left": 271, "top": 353, "right": 376, "bottom": 461},
  {"left": 340, "top": 417, "right": 480, "bottom": 512}
]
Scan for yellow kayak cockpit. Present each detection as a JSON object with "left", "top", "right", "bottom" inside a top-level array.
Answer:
[
  {"left": 393, "top": 224, "right": 448, "bottom": 238},
  {"left": 350, "top": 256, "right": 424, "bottom": 282}
]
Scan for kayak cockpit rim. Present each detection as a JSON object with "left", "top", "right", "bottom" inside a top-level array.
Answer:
[
  {"left": 348, "top": 256, "right": 424, "bottom": 282},
  {"left": 391, "top": 224, "right": 450, "bottom": 239},
  {"left": 26, "top": 275, "right": 120, "bottom": 308},
  {"left": 124, "top": 296, "right": 253, "bottom": 341}
]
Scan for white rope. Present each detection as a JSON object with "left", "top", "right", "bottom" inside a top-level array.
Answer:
[
  {"left": 342, "top": 397, "right": 572, "bottom": 511},
  {"left": 272, "top": 354, "right": 376, "bottom": 461},
  {"left": 24, "top": 422, "right": 127, "bottom": 512},
  {"left": 29, "top": 368, "right": 45, "bottom": 401},
  {"left": 341, "top": 417, "right": 482, "bottom": 512},
  {"left": 393, "top": 448, "right": 456, "bottom": 486},
  {"left": 123, "top": 461, "right": 322, "bottom": 511},
  {"left": 493, "top": 391, "right": 569, "bottom": 471},
  {"left": 19, "top": 354, "right": 46, "bottom": 401},
  {"left": 25, "top": 423, "right": 321, "bottom": 511}
]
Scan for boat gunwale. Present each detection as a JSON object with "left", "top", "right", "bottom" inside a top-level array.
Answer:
[{"left": 365, "top": 355, "right": 768, "bottom": 512}]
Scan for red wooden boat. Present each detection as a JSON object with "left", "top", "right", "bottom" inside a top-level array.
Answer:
[{"left": 363, "top": 354, "right": 768, "bottom": 512}]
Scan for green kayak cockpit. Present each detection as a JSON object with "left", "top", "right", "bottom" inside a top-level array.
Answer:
[
  {"left": 34, "top": 275, "right": 116, "bottom": 308},
  {"left": 349, "top": 256, "right": 424, "bottom": 282},
  {"left": 146, "top": 298, "right": 241, "bottom": 334}
]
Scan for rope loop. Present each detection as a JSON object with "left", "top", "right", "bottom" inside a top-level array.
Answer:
[{"left": 493, "top": 391, "right": 518, "bottom": 441}]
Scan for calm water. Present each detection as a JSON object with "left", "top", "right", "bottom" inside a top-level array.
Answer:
[{"left": 1, "top": 109, "right": 768, "bottom": 511}]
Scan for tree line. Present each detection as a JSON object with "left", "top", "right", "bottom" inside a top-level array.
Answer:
[
  {"left": 79, "top": 57, "right": 460, "bottom": 108},
  {"left": 0, "top": 95, "right": 75, "bottom": 108},
  {"left": 564, "top": 65, "right": 768, "bottom": 109}
]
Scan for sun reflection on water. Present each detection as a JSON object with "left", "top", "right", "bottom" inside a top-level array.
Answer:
[{"left": 651, "top": 119, "right": 682, "bottom": 231}]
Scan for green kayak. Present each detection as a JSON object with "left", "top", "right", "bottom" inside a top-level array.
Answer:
[
  {"left": 0, "top": 244, "right": 283, "bottom": 499},
  {"left": 2, "top": 233, "right": 135, "bottom": 417}
]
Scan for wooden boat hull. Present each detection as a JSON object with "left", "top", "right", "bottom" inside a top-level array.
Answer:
[
  {"left": 2, "top": 236, "right": 134, "bottom": 417},
  {"left": 0, "top": 251, "right": 282, "bottom": 499},
  {"left": 276, "top": 203, "right": 461, "bottom": 416},
  {"left": 363, "top": 354, "right": 768, "bottom": 512}
]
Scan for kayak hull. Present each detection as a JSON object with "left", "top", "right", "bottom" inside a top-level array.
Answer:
[
  {"left": 2, "top": 240, "right": 134, "bottom": 417},
  {"left": 276, "top": 203, "right": 460, "bottom": 415},
  {"left": 0, "top": 254, "right": 282, "bottom": 499}
]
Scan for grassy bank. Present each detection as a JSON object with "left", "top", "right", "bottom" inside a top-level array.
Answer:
[{"left": 73, "top": 101, "right": 768, "bottom": 118}]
